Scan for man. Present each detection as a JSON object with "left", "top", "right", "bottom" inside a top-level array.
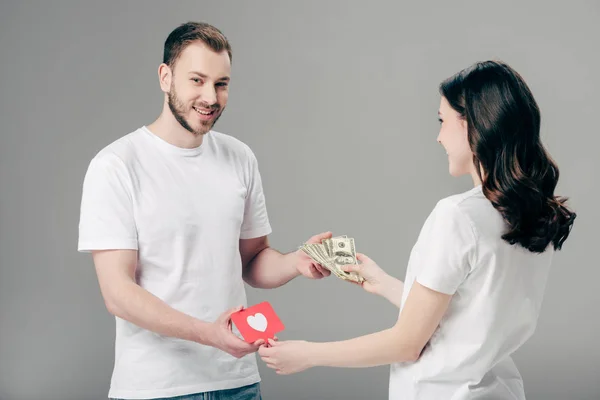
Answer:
[{"left": 78, "top": 21, "right": 330, "bottom": 400}]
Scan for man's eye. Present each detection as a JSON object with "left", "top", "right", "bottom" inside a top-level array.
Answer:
[
  {"left": 216, "top": 82, "right": 228, "bottom": 87},
  {"left": 191, "top": 78, "right": 201, "bottom": 83}
]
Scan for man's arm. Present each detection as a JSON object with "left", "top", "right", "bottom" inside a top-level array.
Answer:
[
  {"left": 93, "top": 249, "right": 263, "bottom": 358},
  {"left": 93, "top": 249, "right": 210, "bottom": 342},
  {"left": 241, "top": 232, "right": 332, "bottom": 289},
  {"left": 240, "top": 236, "right": 300, "bottom": 289}
]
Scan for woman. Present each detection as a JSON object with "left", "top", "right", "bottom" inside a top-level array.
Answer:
[{"left": 258, "top": 60, "right": 576, "bottom": 399}]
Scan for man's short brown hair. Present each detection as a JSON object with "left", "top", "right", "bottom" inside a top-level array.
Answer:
[{"left": 163, "top": 21, "right": 232, "bottom": 67}]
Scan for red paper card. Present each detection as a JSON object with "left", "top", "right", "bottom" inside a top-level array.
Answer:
[{"left": 230, "top": 302, "right": 285, "bottom": 343}]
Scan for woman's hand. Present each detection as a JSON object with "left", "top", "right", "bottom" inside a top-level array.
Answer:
[
  {"left": 342, "top": 253, "right": 392, "bottom": 295},
  {"left": 258, "top": 339, "right": 315, "bottom": 375}
]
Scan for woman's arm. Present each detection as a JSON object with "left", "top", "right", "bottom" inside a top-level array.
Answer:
[
  {"left": 260, "top": 202, "right": 474, "bottom": 374},
  {"left": 259, "top": 282, "right": 452, "bottom": 374},
  {"left": 310, "top": 282, "right": 451, "bottom": 368},
  {"left": 342, "top": 253, "right": 405, "bottom": 308},
  {"left": 378, "top": 275, "right": 404, "bottom": 308}
]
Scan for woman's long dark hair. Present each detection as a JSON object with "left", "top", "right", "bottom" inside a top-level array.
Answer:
[{"left": 439, "top": 60, "right": 576, "bottom": 253}]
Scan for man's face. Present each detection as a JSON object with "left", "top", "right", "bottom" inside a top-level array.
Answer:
[{"left": 166, "top": 41, "right": 231, "bottom": 136}]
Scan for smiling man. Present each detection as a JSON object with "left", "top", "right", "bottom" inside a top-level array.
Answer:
[{"left": 77, "top": 22, "right": 331, "bottom": 400}]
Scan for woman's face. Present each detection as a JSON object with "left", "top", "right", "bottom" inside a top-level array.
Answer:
[{"left": 437, "top": 96, "right": 475, "bottom": 177}]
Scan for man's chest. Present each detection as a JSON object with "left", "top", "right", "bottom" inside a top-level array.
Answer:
[{"left": 130, "top": 161, "right": 247, "bottom": 241}]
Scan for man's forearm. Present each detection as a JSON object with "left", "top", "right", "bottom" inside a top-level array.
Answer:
[
  {"left": 243, "top": 248, "right": 300, "bottom": 289},
  {"left": 106, "top": 280, "right": 214, "bottom": 345}
]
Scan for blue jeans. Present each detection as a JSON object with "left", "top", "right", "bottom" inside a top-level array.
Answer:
[{"left": 111, "top": 383, "right": 262, "bottom": 400}]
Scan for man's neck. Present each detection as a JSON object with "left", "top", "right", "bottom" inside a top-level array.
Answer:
[{"left": 147, "top": 110, "right": 205, "bottom": 149}]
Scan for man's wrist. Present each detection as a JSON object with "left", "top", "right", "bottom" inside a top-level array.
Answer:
[
  {"left": 192, "top": 319, "right": 215, "bottom": 346},
  {"left": 288, "top": 250, "right": 303, "bottom": 277}
]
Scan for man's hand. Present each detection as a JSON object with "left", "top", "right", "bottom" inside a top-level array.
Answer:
[
  {"left": 294, "top": 231, "right": 333, "bottom": 279},
  {"left": 206, "top": 306, "right": 265, "bottom": 358}
]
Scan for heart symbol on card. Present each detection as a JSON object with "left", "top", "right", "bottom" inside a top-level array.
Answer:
[
  {"left": 231, "top": 302, "right": 284, "bottom": 343},
  {"left": 247, "top": 313, "right": 268, "bottom": 332}
]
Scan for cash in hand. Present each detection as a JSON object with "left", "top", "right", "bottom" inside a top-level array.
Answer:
[{"left": 299, "top": 235, "right": 364, "bottom": 283}]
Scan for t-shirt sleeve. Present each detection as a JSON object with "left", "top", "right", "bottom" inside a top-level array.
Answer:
[
  {"left": 239, "top": 149, "right": 272, "bottom": 240},
  {"left": 77, "top": 154, "right": 138, "bottom": 252},
  {"left": 415, "top": 199, "right": 478, "bottom": 295}
]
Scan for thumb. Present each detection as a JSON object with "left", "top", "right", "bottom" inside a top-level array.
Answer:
[
  {"left": 341, "top": 264, "right": 360, "bottom": 273},
  {"left": 320, "top": 231, "right": 333, "bottom": 239},
  {"left": 222, "top": 305, "right": 243, "bottom": 322},
  {"left": 267, "top": 338, "right": 279, "bottom": 347},
  {"left": 307, "top": 231, "right": 332, "bottom": 244},
  {"left": 356, "top": 253, "right": 371, "bottom": 263}
]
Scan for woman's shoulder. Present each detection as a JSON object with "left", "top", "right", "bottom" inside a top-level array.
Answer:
[
  {"left": 433, "top": 185, "right": 505, "bottom": 242},
  {"left": 435, "top": 185, "right": 495, "bottom": 215}
]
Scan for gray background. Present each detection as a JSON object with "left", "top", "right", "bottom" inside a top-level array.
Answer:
[{"left": 1, "top": 1, "right": 598, "bottom": 399}]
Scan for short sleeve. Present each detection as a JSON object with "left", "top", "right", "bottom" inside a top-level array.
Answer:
[
  {"left": 239, "top": 149, "right": 272, "bottom": 239},
  {"left": 77, "top": 154, "right": 138, "bottom": 252},
  {"left": 415, "top": 199, "right": 477, "bottom": 295}
]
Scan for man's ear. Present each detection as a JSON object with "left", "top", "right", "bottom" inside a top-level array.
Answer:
[{"left": 158, "top": 63, "right": 172, "bottom": 93}]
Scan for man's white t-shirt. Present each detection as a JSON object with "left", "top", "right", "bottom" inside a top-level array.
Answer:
[
  {"left": 389, "top": 185, "right": 554, "bottom": 400},
  {"left": 78, "top": 126, "right": 272, "bottom": 399}
]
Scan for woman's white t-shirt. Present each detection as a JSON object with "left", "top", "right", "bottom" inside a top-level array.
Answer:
[{"left": 389, "top": 185, "right": 554, "bottom": 399}]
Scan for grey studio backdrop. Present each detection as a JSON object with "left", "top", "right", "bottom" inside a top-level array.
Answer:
[{"left": 0, "top": 2, "right": 598, "bottom": 400}]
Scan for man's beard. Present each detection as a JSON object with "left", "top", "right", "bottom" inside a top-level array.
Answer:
[{"left": 167, "top": 84, "right": 223, "bottom": 136}]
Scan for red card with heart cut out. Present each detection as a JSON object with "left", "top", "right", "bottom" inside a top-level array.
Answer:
[{"left": 230, "top": 301, "right": 285, "bottom": 343}]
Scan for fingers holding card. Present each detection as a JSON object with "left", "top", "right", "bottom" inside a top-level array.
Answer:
[{"left": 231, "top": 302, "right": 285, "bottom": 344}]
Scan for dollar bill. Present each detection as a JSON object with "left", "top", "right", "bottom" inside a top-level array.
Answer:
[
  {"left": 303, "top": 244, "right": 328, "bottom": 270},
  {"left": 299, "top": 235, "right": 364, "bottom": 283}
]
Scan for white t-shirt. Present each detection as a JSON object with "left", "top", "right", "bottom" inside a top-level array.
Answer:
[
  {"left": 78, "top": 126, "right": 272, "bottom": 399},
  {"left": 389, "top": 185, "right": 554, "bottom": 400}
]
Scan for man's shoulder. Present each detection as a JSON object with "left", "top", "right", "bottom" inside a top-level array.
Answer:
[
  {"left": 209, "top": 130, "right": 257, "bottom": 161},
  {"left": 91, "top": 128, "right": 145, "bottom": 166}
]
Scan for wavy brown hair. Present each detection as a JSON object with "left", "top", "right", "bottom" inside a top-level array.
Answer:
[{"left": 440, "top": 60, "right": 576, "bottom": 253}]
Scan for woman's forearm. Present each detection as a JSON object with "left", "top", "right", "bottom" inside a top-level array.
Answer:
[
  {"left": 307, "top": 327, "right": 419, "bottom": 368},
  {"left": 379, "top": 275, "right": 404, "bottom": 308}
]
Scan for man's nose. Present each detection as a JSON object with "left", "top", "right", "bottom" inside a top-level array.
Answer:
[{"left": 200, "top": 84, "right": 217, "bottom": 106}]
